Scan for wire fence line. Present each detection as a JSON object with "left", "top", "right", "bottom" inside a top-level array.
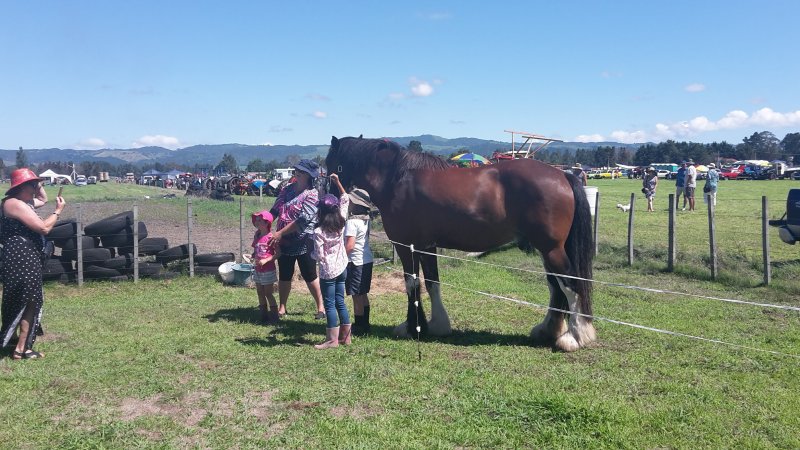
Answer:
[{"left": 367, "top": 234, "right": 799, "bottom": 359}]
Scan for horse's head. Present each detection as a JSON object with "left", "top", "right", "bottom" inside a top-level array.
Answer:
[{"left": 326, "top": 135, "right": 366, "bottom": 189}]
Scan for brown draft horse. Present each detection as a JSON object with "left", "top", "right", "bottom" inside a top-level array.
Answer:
[{"left": 326, "top": 136, "right": 596, "bottom": 351}]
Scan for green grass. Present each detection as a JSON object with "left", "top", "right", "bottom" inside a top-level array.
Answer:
[{"left": 0, "top": 180, "right": 795, "bottom": 448}]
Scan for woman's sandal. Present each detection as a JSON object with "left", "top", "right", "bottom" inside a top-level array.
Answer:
[{"left": 12, "top": 350, "right": 44, "bottom": 360}]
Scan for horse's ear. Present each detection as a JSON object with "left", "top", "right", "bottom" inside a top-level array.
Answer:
[
  {"left": 358, "top": 134, "right": 363, "bottom": 139},
  {"left": 331, "top": 136, "right": 338, "bottom": 146}
]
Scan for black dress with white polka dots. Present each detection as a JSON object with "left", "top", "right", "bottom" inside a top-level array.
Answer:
[{"left": 0, "top": 209, "right": 45, "bottom": 349}]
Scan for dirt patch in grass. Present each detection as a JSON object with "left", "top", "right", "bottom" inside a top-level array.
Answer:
[{"left": 329, "top": 403, "right": 383, "bottom": 420}]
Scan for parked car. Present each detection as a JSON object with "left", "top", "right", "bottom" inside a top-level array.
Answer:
[
  {"left": 87, "top": 176, "right": 97, "bottom": 185},
  {"left": 656, "top": 170, "right": 670, "bottom": 178},
  {"left": 75, "top": 175, "right": 88, "bottom": 186},
  {"left": 720, "top": 165, "right": 745, "bottom": 180}
]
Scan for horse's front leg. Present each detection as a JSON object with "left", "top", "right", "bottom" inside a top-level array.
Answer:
[
  {"left": 393, "top": 245, "right": 428, "bottom": 338},
  {"left": 420, "top": 248, "right": 451, "bottom": 336}
]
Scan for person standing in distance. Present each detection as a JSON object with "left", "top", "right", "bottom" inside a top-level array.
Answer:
[{"left": 685, "top": 159, "right": 698, "bottom": 212}]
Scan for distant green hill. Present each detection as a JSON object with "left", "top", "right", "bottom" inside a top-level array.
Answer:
[{"left": 2, "top": 136, "right": 641, "bottom": 166}]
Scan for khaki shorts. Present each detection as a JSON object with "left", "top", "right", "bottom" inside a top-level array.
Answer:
[{"left": 685, "top": 186, "right": 695, "bottom": 198}]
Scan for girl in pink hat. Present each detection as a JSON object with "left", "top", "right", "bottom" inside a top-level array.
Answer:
[{"left": 251, "top": 210, "right": 279, "bottom": 324}]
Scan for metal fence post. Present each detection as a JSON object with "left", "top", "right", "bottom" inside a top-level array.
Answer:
[
  {"left": 707, "top": 193, "right": 717, "bottom": 279},
  {"left": 627, "top": 192, "right": 635, "bottom": 266},
  {"left": 76, "top": 204, "right": 83, "bottom": 287},
  {"left": 133, "top": 203, "right": 139, "bottom": 282},
  {"left": 187, "top": 198, "right": 194, "bottom": 277},
  {"left": 593, "top": 190, "right": 600, "bottom": 256},
  {"left": 668, "top": 193, "right": 676, "bottom": 272},
  {"left": 762, "top": 196, "right": 771, "bottom": 285},
  {"left": 239, "top": 197, "right": 245, "bottom": 263}
]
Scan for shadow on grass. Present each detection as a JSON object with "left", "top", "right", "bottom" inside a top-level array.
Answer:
[{"left": 208, "top": 307, "right": 546, "bottom": 349}]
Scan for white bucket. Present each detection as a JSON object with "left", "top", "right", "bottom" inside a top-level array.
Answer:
[
  {"left": 583, "top": 186, "right": 598, "bottom": 216},
  {"left": 218, "top": 262, "right": 236, "bottom": 284}
]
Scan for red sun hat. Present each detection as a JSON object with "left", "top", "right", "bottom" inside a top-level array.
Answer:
[
  {"left": 251, "top": 210, "right": 273, "bottom": 227},
  {"left": 6, "top": 168, "right": 43, "bottom": 196}
]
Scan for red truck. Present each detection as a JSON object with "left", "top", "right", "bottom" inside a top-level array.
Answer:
[{"left": 720, "top": 165, "right": 745, "bottom": 180}]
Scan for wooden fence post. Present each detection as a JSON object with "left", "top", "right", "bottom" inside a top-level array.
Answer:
[
  {"left": 133, "top": 203, "right": 139, "bottom": 282},
  {"left": 76, "top": 204, "right": 83, "bottom": 287},
  {"left": 707, "top": 193, "right": 717, "bottom": 280},
  {"left": 593, "top": 190, "right": 600, "bottom": 256},
  {"left": 668, "top": 193, "right": 675, "bottom": 271},
  {"left": 627, "top": 192, "right": 635, "bottom": 266},
  {"left": 187, "top": 198, "right": 194, "bottom": 277},
  {"left": 762, "top": 196, "right": 771, "bottom": 285}
]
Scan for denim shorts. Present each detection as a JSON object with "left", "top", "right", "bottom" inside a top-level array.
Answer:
[{"left": 253, "top": 270, "right": 277, "bottom": 285}]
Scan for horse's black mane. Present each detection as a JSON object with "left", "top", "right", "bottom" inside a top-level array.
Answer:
[{"left": 335, "top": 137, "right": 449, "bottom": 181}]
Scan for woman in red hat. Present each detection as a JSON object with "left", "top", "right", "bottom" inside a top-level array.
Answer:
[{"left": 1, "top": 168, "right": 66, "bottom": 359}]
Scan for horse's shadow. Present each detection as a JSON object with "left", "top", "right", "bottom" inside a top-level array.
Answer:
[{"left": 205, "top": 307, "right": 542, "bottom": 349}]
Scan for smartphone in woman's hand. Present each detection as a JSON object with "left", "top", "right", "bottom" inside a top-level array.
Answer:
[{"left": 57, "top": 186, "right": 64, "bottom": 197}]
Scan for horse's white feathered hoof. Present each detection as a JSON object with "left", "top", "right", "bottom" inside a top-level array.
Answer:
[
  {"left": 574, "top": 321, "right": 597, "bottom": 346},
  {"left": 393, "top": 322, "right": 411, "bottom": 338},
  {"left": 555, "top": 331, "right": 581, "bottom": 352},
  {"left": 427, "top": 317, "right": 451, "bottom": 336}
]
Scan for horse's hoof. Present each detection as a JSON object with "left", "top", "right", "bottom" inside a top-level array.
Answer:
[
  {"left": 393, "top": 322, "right": 411, "bottom": 338},
  {"left": 554, "top": 332, "right": 581, "bottom": 352},
  {"left": 574, "top": 321, "right": 597, "bottom": 346},
  {"left": 427, "top": 319, "right": 451, "bottom": 336}
]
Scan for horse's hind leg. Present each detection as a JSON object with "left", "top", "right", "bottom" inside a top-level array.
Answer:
[
  {"left": 537, "top": 248, "right": 595, "bottom": 352},
  {"left": 530, "top": 274, "right": 569, "bottom": 346},
  {"left": 554, "top": 276, "right": 596, "bottom": 349},
  {"left": 393, "top": 245, "right": 429, "bottom": 338},
  {"left": 419, "top": 248, "right": 451, "bottom": 336}
]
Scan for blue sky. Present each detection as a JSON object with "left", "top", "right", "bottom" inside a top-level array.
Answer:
[{"left": 1, "top": 0, "right": 798, "bottom": 150}]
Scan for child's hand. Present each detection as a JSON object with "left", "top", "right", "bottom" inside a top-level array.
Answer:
[{"left": 329, "top": 173, "right": 339, "bottom": 183}]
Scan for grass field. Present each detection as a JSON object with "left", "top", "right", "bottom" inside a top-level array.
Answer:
[{"left": 0, "top": 179, "right": 797, "bottom": 448}]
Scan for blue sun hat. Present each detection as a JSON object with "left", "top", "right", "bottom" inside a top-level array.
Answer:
[{"left": 293, "top": 159, "right": 319, "bottom": 179}]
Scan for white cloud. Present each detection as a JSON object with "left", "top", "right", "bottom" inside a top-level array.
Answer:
[
  {"left": 312, "top": 111, "right": 327, "bottom": 119},
  {"left": 574, "top": 134, "right": 605, "bottom": 142},
  {"left": 306, "top": 93, "right": 330, "bottom": 102},
  {"left": 409, "top": 77, "right": 434, "bottom": 97},
  {"left": 577, "top": 107, "right": 800, "bottom": 143},
  {"left": 685, "top": 83, "right": 706, "bottom": 93},
  {"left": 79, "top": 137, "right": 107, "bottom": 149},
  {"left": 132, "top": 135, "right": 182, "bottom": 149}
]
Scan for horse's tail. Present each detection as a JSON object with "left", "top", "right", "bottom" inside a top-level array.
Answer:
[{"left": 564, "top": 175, "right": 594, "bottom": 316}]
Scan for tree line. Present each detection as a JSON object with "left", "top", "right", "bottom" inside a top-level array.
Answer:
[{"left": 7, "top": 131, "right": 800, "bottom": 179}]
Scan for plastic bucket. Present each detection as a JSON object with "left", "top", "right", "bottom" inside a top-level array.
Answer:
[
  {"left": 218, "top": 261, "right": 236, "bottom": 284},
  {"left": 232, "top": 263, "right": 254, "bottom": 286},
  {"left": 583, "top": 186, "right": 598, "bottom": 216}
]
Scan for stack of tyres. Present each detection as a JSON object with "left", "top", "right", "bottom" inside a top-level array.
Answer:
[{"left": 193, "top": 252, "right": 236, "bottom": 276}]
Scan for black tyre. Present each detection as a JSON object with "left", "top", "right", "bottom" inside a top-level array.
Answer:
[
  {"left": 60, "top": 236, "right": 99, "bottom": 260},
  {"left": 84, "top": 211, "right": 133, "bottom": 237},
  {"left": 43, "top": 259, "right": 66, "bottom": 281},
  {"left": 194, "top": 252, "right": 235, "bottom": 266},
  {"left": 84, "top": 265, "right": 123, "bottom": 280},
  {"left": 100, "top": 221, "right": 148, "bottom": 247},
  {"left": 95, "top": 254, "right": 135, "bottom": 270},
  {"left": 192, "top": 265, "right": 220, "bottom": 276},
  {"left": 156, "top": 243, "right": 198, "bottom": 265},
  {"left": 119, "top": 237, "right": 169, "bottom": 256},
  {"left": 78, "top": 248, "right": 113, "bottom": 265},
  {"left": 49, "top": 220, "right": 78, "bottom": 243},
  {"left": 119, "top": 261, "right": 162, "bottom": 277}
]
